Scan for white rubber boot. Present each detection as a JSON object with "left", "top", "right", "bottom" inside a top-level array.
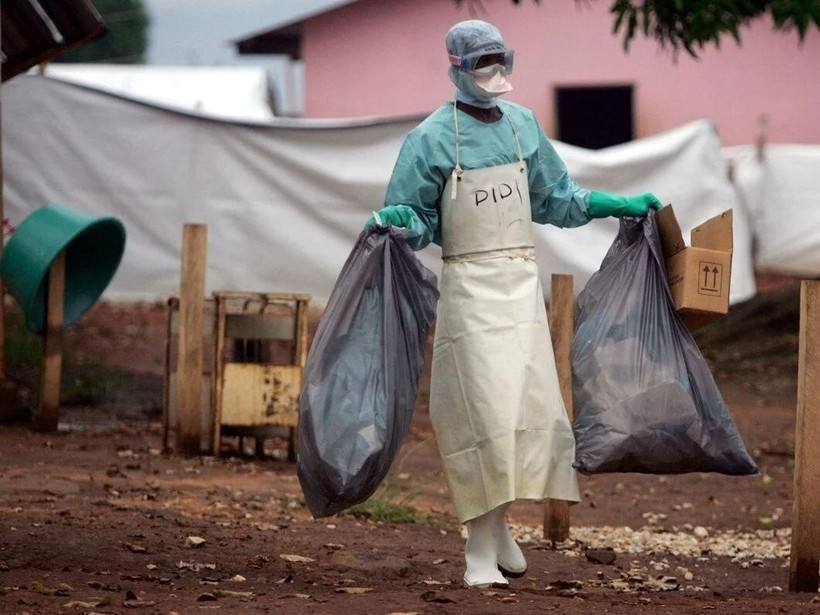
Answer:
[
  {"left": 492, "top": 503, "right": 527, "bottom": 578},
  {"left": 463, "top": 510, "right": 509, "bottom": 588}
]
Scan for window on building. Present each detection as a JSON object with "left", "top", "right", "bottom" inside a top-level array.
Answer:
[{"left": 555, "top": 84, "right": 634, "bottom": 149}]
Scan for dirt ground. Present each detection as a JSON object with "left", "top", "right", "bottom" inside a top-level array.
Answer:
[{"left": 1, "top": 276, "right": 819, "bottom": 614}]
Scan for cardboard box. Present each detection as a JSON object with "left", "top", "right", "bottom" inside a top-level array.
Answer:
[{"left": 656, "top": 205, "right": 733, "bottom": 330}]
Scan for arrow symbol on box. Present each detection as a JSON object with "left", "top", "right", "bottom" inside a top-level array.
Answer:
[{"left": 701, "top": 265, "right": 720, "bottom": 289}]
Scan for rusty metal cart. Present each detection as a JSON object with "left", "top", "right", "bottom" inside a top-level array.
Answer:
[{"left": 211, "top": 291, "right": 310, "bottom": 460}]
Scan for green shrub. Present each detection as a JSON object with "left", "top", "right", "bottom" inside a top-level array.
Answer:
[{"left": 347, "top": 480, "right": 427, "bottom": 525}]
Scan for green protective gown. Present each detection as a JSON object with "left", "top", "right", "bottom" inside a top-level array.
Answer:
[{"left": 384, "top": 100, "right": 593, "bottom": 250}]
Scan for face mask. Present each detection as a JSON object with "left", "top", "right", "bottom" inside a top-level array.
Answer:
[{"left": 474, "top": 66, "right": 513, "bottom": 97}]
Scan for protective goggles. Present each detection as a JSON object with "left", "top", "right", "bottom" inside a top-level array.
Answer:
[{"left": 448, "top": 49, "right": 514, "bottom": 75}]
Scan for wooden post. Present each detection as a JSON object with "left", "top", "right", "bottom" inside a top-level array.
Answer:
[
  {"left": 211, "top": 293, "right": 227, "bottom": 455},
  {"left": 161, "top": 297, "right": 178, "bottom": 452},
  {"left": 37, "top": 252, "right": 66, "bottom": 431},
  {"left": 294, "top": 297, "right": 309, "bottom": 369},
  {"left": 544, "top": 274, "right": 574, "bottom": 542},
  {"left": 0, "top": 12, "right": 6, "bottom": 382},
  {"left": 290, "top": 297, "right": 310, "bottom": 460},
  {"left": 176, "top": 224, "right": 207, "bottom": 456},
  {"left": 789, "top": 280, "right": 820, "bottom": 592}
]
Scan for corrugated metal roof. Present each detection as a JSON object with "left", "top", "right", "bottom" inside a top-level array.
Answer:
[
  {"left": 1, "top": 0, "right": 106, "bottom": 81},
  {"left": 233, "top": 0, "right": 359, "bottom": 59}
]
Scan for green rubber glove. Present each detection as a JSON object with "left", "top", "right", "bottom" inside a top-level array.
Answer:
[
  {"left": 587, "top": 191, "right": 663, "bottom": 219},
  {"left": 364, "top": 205, "right": 417, "bottom": 228}
]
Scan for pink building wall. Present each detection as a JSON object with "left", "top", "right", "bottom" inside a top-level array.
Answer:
[{"left": 303, "top": 0, "right": 820, "bottom": 146}]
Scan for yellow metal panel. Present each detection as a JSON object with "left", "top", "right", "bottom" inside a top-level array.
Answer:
[{"left": 220, "top": 363, "right": 301, "bottom": 427}]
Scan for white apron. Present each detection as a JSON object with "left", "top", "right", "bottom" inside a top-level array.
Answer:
[{"left": 429, "top": 105, "right": 581, "bottom": 523}]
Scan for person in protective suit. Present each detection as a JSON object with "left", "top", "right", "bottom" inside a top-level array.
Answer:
[{"left": 366, "top": 19, "right": 662, "bottom": 588}]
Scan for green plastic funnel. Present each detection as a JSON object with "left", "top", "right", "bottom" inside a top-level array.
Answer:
[{"left": 0, "top": 204, "right": 126, "bottom": 333}]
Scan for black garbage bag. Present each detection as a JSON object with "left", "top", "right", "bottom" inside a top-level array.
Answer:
[
  {"left": 571, "top": 210, "right": 758, "bottom": 476},
  {"left": 297, "top": 225, "right": 439, "bottom": 518}
]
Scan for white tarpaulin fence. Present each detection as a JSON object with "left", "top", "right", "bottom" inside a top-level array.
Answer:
[
  {"left": 724, "top": 144, "right": 820, "bottom": 278},
  {"left": 40, "top": 64, "right": 277, "bottom": 122},
  {"left": 548, "top": 123, "right": 757, "bottom": 306},
  {"left": 4, "top": 74, "right": 797, "bottom": 308},
  {"left": 35, "top": 63, "right": 274, "bottom": 121}
]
